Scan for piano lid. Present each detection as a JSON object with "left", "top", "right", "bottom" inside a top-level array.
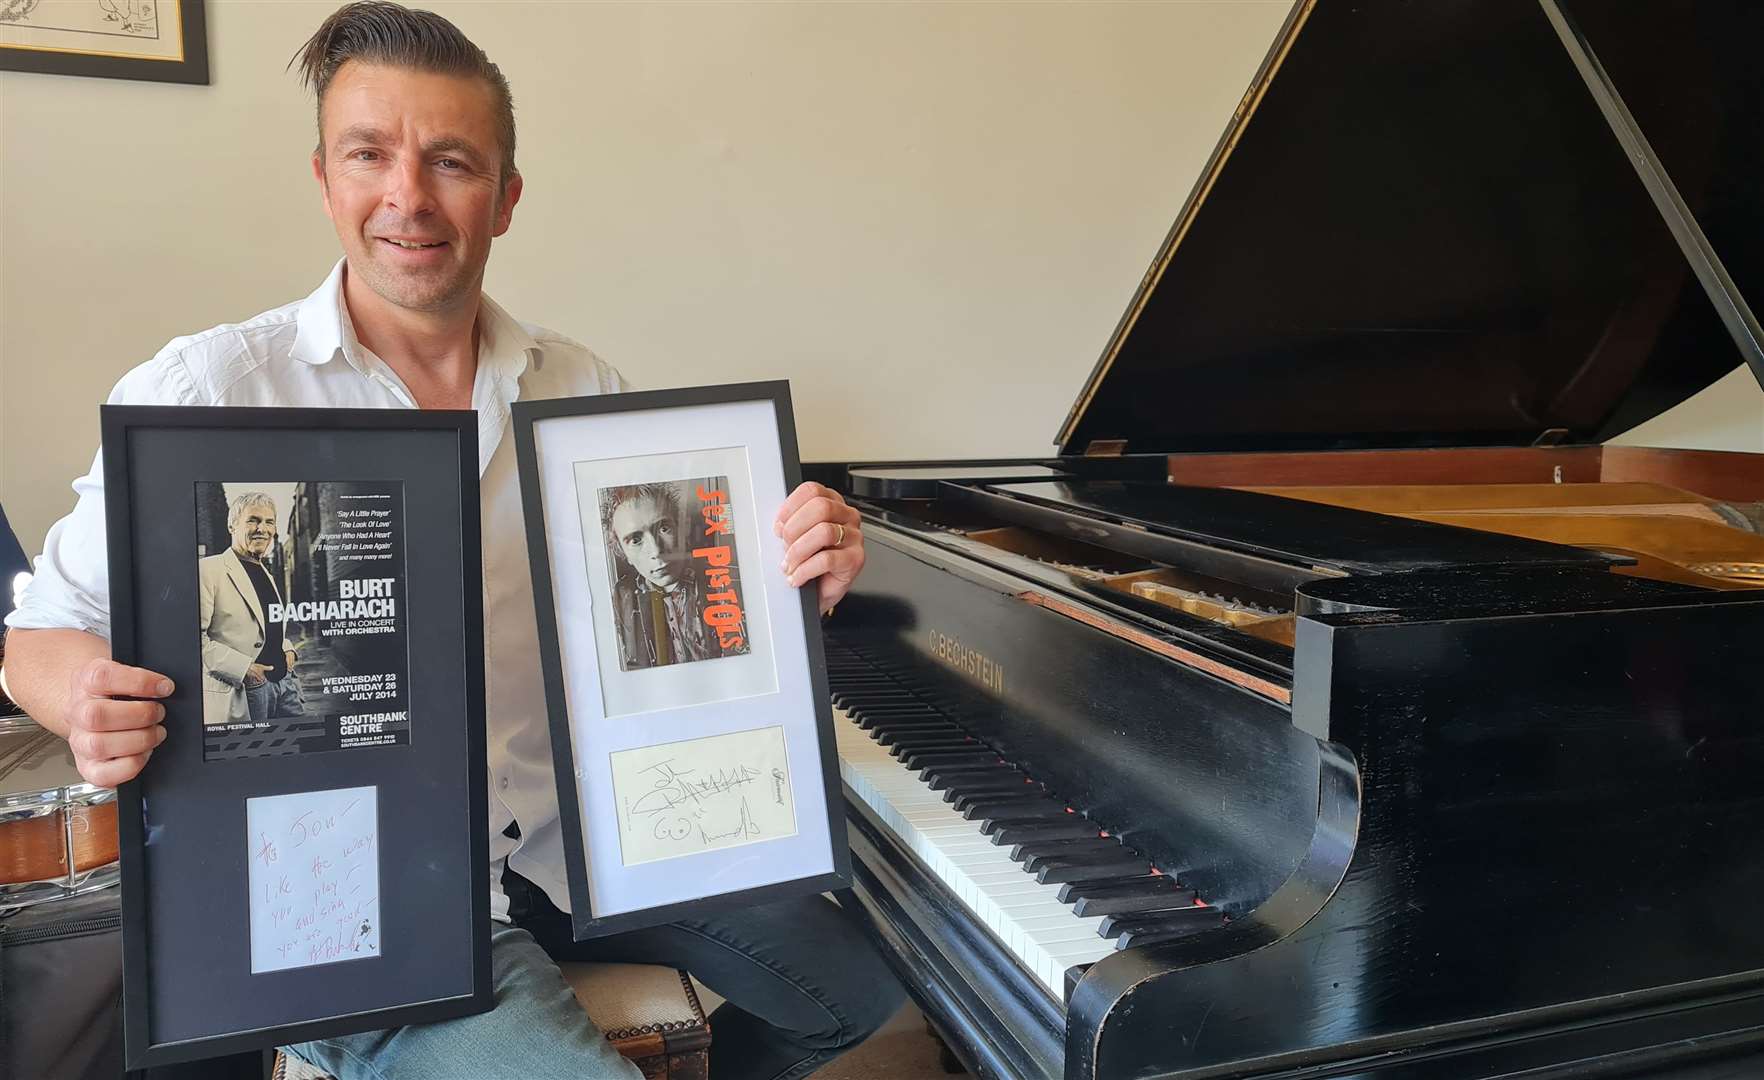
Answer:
[{"left": 1057, "top": 0, "right": 1764, "bottom": 457}]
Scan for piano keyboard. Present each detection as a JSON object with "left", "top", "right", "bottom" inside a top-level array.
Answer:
[{"left": 827, "top": 645, "right": 1222, "bottom": 1001}]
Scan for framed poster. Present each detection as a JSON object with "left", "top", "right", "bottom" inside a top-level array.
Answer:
[
  {"left": 0, "top": 0, "right": 208, "bottom": 84},
  {"left": 514, "top": 382, "right": 850, "bottom": 940},
  {"left": 102, "top": 406, "right": 490, "bottom": 1068}
]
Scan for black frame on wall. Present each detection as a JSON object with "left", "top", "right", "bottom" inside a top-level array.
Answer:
[{"left": 0, "top": 0, "right": 210, "bottom": 85}]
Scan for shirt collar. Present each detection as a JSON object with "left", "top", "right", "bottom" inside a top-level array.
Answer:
[
  {"left": 289, "top": 258, "right": 542, "bottom": 383},
  {"left": 289, "top": 259, "right": 350, "bottom": 367}
]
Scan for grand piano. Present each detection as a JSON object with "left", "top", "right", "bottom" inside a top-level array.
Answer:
[{"left": 807, "top": 2, "right": 1764, "bottom": 1077}]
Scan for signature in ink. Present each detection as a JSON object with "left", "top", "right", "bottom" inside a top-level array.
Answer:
[
  {"left": 627, "top": 760, "right": 763, "bottom": 820},
  {"left": 697, "top": 796, "right": 762, "bottom": 846},
  {"left": 771, "top": 768, "right": 786, "bottom": 806}
]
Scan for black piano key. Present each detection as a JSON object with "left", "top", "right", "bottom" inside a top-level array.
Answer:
[
  {"left": 890, "top": 744, "right": 977, "bottom": 764},
  {"left": 856, "top": 713, "right": 944, "bottom": 728},
  {"left": 921, "top": 766, "right": 1018, "bottom": 789},
  {"left": 966, "top": 801, "right": 1069, "bottom": 823},
  {"left": 884, "top": 729, "right": 972, "bottom": 746},
  {"left": 900, "top": 749, "right": 999, "bottom": 771},
  {"left": 887, "top": 732, "right": 978, "bottom": 749},
  {"left": 1057, "top": 875, "right": 1183, "bottom": 903},
  {"left": 1099, "top": 905, "right": 1222, "bottom": 947},
  {"left": 946, "top": 786, "right": 1040, "bottom": 805},
  {"left": 864, "top": 710, "right": 954, "bottom": 724},
  {"left": 933, "top": 773, "right": 1034, "bottom": 796},
  {"left": 1067, "top": 883, "right": 1197, "bottom": 918},
  {"left": 949, "top": 789, "right": 1042, "bottom": 814},
  {"left": 1035, "top": 857, "right": 1149, "bottom": 885},
  {"left": 917, "top": 762, "right": 1016, "bottom": 780},
  {"left": 861, "top": 709, "right": 949, "bottom": 724},
  {"left": 1022, "top": 847, "right": 1143, "bottom": 873},
  {"left": 953, "top": 790, "right": 1057, "bottom": 814},
  {"left": 847, "top": 701, "right": 939, "bottom": 714},
  {"left": 873, "top": 724, "right": 963, "bottom": 745},
  {"left": 832, "top": 687, "right": 911, "bottom": 701},
  {"left": 989, "top": 819, "right": 1101, "bottom": 846},
  {"left": 895, "top": 740, "right": 990, "bottom": 757},
  {"left": 980, "top": 812, "right": 1078, "bottom": 835},
  {"left": 1009, "top": 837, "right": 1123, "bottom": 863},
  {"left": 1115, "top": 922, "right": 1222, "bottom": 949},
  {"left": 858, "top": 707, "right": 942, "bottom": 717},
  {"left": 890, "top": 742, "right": 978, "bottom": 762}
]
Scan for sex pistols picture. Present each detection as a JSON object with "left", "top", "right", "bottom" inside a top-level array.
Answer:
[{"left": 595, "top": 476, "right": 752, "bottom": 672}]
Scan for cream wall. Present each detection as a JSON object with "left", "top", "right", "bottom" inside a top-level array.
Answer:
[{"left": 3, "top": 1, "right": 1760, "bottom": 555}]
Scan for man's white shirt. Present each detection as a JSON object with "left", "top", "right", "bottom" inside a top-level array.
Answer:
[{"left": 5, "top": 259, "right": 630, "bottom": 921}]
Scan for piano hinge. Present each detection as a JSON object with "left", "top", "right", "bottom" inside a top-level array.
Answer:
[
  {"left": 1532, "top": 427, "right": 1571, "bottom": 447},
  {"left": 1084, "top": 439, "right": 1128, "bottom": 457}
]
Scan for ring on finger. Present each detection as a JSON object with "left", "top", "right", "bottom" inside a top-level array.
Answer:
[{"left": 832, "top": 522, "right": 846, "bottom": 548}]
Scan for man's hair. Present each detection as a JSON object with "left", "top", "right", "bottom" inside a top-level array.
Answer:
[
  {"left": 291, "top": 1, "right": 517, "bottom": 183},
  {"left": 227, "top": 492, "right": 278, "bottom": 532},
  {"left": 599, "top": 483, "right": 685, "bottom": 541}
]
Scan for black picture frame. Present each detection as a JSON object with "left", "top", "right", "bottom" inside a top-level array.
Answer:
[
  {"left": 0, "top": 0, "right": 209, "bottom": 85},
  {"left": 103, "top": 405, "right": 490, "bottom": 1069},
  {"left": 513, "top": 381, "right": 851, "bottom": 940}
]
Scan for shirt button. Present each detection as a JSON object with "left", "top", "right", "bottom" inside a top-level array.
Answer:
[{"left": 499, "top": 776, "right": 510, "bottom": 790}]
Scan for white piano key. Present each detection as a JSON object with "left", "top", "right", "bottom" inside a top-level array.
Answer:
[{"left": 834, "top": 705, "right": 1115, "bottom": 1001}]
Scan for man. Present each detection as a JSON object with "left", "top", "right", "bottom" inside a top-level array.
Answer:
[
  {"left": 198, "top": 492, "right": 301, "bottom": 726},
  {"left": 603, "top": 482, "right": 744, "bottom": 669},
  {"left": 1, "top": 4, "right": 894, "bottom": 1079}
]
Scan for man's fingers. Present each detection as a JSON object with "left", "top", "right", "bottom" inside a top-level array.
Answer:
[
  {"left": 786, "top": 522, "right": 867, "bottom": 578},
  {"left": 70, "top": 723, "right": 166, "bottom": 763},
  {"left": 71, "top": 697, "right": 166, "bottom": 733},
  {"left": 80, "top": 658, "right": 174, "bottom": 700},
  {"left": 780, "top": 496, "right": 859, "bottom": 549},
  {"left": 818, "top": 566, "right": 860, "bottom": 612},
  {"left": 785, "top": 546, "right": 863, "bottom": 589},
  {"left": 78, "top": 751, "right": 155, "bottom": 789},
  {"left": 773, "top": 482, "right": 845, "bottom": 537}
]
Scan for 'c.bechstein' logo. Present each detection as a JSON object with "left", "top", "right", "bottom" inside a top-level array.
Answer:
[{"left": 927, "top": 629, "right": 1004, "bottom": 695}]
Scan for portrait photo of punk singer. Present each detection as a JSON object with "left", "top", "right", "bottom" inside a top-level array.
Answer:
[
  {"left": 598, "top": 479, "right": 752, "bottom": 672},
  {"left": 197, "top": 490, "right": 305, "bottom": 726}
]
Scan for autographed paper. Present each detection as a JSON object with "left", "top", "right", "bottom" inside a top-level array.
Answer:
[
  {"left": 246, "top": 786, "right": 381, "bottom": 975},
  {"left": 610, "top": 726, "right": 797, "bottom": 866}
]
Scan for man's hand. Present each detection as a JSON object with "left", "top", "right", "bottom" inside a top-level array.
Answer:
[
  {"left": 244, "top": 662, "right": 272, "bottom": 688},
  {"left": 63, "top": 657, "right": 173, "bottom": 788},
  {"left": 774, "top": 482, "right": 865, "bottom": 613}
]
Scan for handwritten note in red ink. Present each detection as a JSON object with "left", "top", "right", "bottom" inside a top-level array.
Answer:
[{"left": 246, "top": 786, "right": 381, "bottom": 974}]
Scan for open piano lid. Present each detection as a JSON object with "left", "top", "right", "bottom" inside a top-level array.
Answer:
[{"left": 1057, "top": 0, "right": 1764, "bottom": 457}]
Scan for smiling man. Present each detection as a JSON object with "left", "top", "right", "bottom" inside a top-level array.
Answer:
[{"left": 1, "top": 4, "right": 897, "bottom": 1079}]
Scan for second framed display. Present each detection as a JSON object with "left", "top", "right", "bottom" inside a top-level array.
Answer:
[
  {"left": 103, "top": 406, "right": 490, "bottom": 1068},
  {"left": 514, "top": 382, "right": 849, "bottom": 939}
]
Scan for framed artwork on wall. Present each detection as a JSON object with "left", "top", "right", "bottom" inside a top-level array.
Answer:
[{"left": 1, "top": 0, "right": 209, "bottom": 85}]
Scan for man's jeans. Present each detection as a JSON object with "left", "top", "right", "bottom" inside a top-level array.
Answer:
[
  {"left": 286, "top": 873, "right": 904, "bottom": 1080},
  {"left": 245, "top": 672, "right": 303, "bottom": 722}
]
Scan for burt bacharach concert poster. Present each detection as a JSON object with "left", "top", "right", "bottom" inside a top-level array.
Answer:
[{"left": 195, "top": 481, "right": 412, "bottom": 762}]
